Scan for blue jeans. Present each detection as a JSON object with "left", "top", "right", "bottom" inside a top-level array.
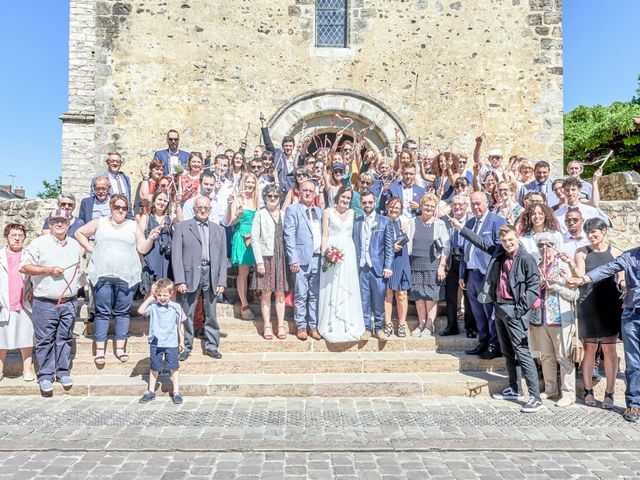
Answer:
[
  {"left": 93, "top": 278, "right": 137, "bottom": 342},
  {"left": 621, "top": 309, "right": 640, "bottom": 409}
]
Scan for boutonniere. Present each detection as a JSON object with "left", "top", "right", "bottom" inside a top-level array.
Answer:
[{"left": 372, "top": 221, "right": 378, "bottom": 230}]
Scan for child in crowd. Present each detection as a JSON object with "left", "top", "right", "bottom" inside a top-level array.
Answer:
[{"left": 138, "top": 278, "right": 186, "bottom": 404}]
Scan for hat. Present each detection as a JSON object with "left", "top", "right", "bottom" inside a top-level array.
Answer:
[
  {"left": 488, "top": 149, "right": 503, "bottom": 157},
  {"left": 534, "top": 232, "right": 557, "bottom": 247},
  {"left": 49, "top": 209, "right": 72, "bottom": 222},
  {"left": 332, "top": 163, "right": 345, "bottom": 172}
]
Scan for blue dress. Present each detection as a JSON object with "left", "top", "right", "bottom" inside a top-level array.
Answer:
[{"left": 388, "top": 219, "right": 412, "bottom": 291}]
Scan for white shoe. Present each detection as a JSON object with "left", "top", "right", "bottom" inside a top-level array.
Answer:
[
  {"left": 555, "top": 395, "right": 576, "bottom": 408},
  {"left": 540, "top": 391, "right": 559, "bottom": 400}
]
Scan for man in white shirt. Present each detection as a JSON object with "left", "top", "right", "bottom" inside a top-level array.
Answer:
[
  {"left": 561, "top": 209, "right": 588, "bottom": 260},
  {"left": 554, "top": 177, "right": 610, "bottom": 234}
]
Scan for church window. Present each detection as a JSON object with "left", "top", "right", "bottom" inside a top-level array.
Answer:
[{"left": 316, "top": 0, "right": 348, "bottom": 48}]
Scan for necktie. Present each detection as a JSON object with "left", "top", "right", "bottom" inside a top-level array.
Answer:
[
  {"left": 307, "top": 208, "right": 317, "bottom": 221},
  {"left": 198, "top": 222, "right": 209, "bottom": 263},
  {"left": 464, "top": 217, "right": 482, "bottom": 263}
]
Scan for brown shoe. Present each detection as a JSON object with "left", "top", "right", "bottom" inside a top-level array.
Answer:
[
  {"left": 296, "top": 330, "right": 308, "bottom": 341},
  {"left": 375, "top": 330, "right": 387, "bottom": 341},
  {"left": 360, "top": 330, "right": 371, "bottom": 341},
  {"left": 310, "top": 329, "right": 322, "bottom": 340}
]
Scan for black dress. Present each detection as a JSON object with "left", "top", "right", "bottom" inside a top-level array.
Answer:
[{"left": 577, "top": 245, "right": 622, "bottom": 343}]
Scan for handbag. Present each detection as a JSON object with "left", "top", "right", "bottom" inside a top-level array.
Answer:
[
  {"left": 395, "top": 233, "right": 409, "bottom": 247},
  {"left": 570, "top": 301, "right": 585, "bottom": 364}
]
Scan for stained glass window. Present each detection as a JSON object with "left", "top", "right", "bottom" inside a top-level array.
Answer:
[{"left": 316, "top": 0, "right": 348, "bottom": 48}]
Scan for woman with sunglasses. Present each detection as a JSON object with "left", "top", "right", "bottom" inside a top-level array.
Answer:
[
  {"left": 323, "top": 156, "right": 350, "bottom": 209},
  {"left": 250, "top": 184, "right": 289, "bottom": 340},
  {"left": 283, "top": 167, "right": 323, "bottom": 209},
  {"left": 225, "top": 173, "right": 260, "bottom": 319},
  {"left": 75, "top": 194, "right": 157, "bottom": 365},
  {"left": 529, "top": 232, "right": 579, "bottom": 407},
  {"left": 42, "top": 193, "right": 84, "bottom": 237},
  {"left": 350, "top": 172, "right": 378, "bottom": 219},
  {"left": 574, "top": 217, "right": 624, "bottom": 409}
]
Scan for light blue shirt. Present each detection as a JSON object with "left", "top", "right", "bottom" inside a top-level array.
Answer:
[{"left": 147, "top": 301, "right": 186, "bottom": 348}]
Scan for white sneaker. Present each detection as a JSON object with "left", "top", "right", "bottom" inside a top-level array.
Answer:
[{"left": 555, "top": 395, "right": 576, "bottom": 408}]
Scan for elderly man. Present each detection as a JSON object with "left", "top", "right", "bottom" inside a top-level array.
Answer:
[
  {"left": 78, "top": 176, "right": 112, "bottom": 224},
  {"left": 20, "top": 209, "right": 83, "bottom": 394},
  {"left": 172, "top": 196, "right": 227, "bottom": 361},
  {"left": 458, "top": 191, "right": 506, "bottom": 359}
]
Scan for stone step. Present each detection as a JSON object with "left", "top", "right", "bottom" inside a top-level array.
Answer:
[
  {"left": 1, "top": 351, "right": 507, "bottom": 377},
  {"left": 0, "top": 372, "right": 627, "bottom": 398},
  {"left": 77, "top": 314, "right": 466, "bottom": 337},
  {"left": 64, "top": 332, "right": 479, "bottom": 355}
]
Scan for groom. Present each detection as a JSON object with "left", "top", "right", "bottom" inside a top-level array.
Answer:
[
  {"left": 284, "top": 180, "right": 323, "bottom": 341},
  {"left": 353, "top": 191, "right": 394, "bottom": 340}
]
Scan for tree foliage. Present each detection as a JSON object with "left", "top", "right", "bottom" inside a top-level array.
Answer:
[
  {"left": 36, "top": 176, "right": 62, "bottom": 199},
  {"left": 563, "top": 102, "right": 640, "bottom": 176}
]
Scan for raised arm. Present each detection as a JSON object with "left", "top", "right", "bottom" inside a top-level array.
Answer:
[{"left": 74, "top": 219, "right": 100, "bottom": 253}]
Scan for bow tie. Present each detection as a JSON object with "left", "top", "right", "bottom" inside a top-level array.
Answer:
[
  {"left": 403, "top": 185, "right": 412, "bottom": 190},
  {"left": 567, "top": 206, "right": 580, "bottom": 212}
]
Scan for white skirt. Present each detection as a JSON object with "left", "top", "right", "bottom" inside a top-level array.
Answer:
[{"left": 0, "top": 310, "right": 34, "bottom": 350}]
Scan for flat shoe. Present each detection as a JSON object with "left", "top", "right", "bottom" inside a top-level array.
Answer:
[
  {"left": 23, "top": 372, "right": 35, "bottom": 382},
  {"left": 115, "top": 349, "right": 129, "bottom": 363}
]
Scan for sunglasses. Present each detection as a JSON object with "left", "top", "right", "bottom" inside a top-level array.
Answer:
[
  {"left": 296, "top": 173, "right": 309, "bottom": 177},
  {"left": 168, "top": 138, "right": 179, "bottom": 142},
  {"left": 266, "top": 194, "right": 280, "bottom": 200},
  {"left": 195, "top": 206, "right": 211, "bottom": 211},
  {"left": 565, "top": 218, "right": 580, "bottom": 224},
  {"left": 112, "top": 205, "right": 128, "bottom": 212},
  {"left": 59, "top": 202, "right": 75, "bottom": 207},
  {"left": 537, "top": 243, "right": 553, "bottom": 248},
  {"left": 360, "top": 181, "right": 373, "bottom": 186}
]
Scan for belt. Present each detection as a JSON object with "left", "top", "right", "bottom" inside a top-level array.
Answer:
[
  {"left": 34, "top": 296, "right": 77, "bottom": 304},
  {"left": 496, "top": 298, "right": 515, "bottom": 305},
  {"left": 313, "top": 253, "right": 321, "bottom": 257},
  {"left": 467, "top": 268, "right": 480, "bottom": 273},
  {"left": 627, "top": 307, "right": 640, "bottom": 315}
]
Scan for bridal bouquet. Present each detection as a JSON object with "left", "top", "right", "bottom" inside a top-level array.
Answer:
[{"left": 321, "top": 245, "right": 344, "bottom": 272}]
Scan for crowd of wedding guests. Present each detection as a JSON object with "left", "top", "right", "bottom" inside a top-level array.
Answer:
[{"left": 1, "top": 115, "right": 639, "bottom": 416}]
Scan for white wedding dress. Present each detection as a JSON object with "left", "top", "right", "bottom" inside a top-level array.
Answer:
[{"left": 317, "top": 209, "right": 365, "bottom": 343}]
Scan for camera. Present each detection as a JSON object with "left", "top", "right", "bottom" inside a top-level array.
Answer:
[{"left": 159, "top": 243, "right": 172, "bottom": 258}]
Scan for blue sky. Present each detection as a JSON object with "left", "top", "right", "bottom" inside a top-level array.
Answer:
[{"left": 1, "top": 0, "right": 639, "bottom": 197}]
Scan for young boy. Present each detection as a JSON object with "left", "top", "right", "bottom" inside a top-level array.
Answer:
[{"left": 138, "top": 279, "right": 186, "bottom": 404}]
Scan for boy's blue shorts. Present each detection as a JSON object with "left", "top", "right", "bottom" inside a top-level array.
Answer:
[{"left": 149, "top": 344, "right": 179, "bottom": 372}]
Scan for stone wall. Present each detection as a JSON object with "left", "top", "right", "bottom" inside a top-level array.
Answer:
[
  {"left": 597, "top": 171, "right": 640, "bottom": 201},
  {"left": 0, "top": 200, "right": 58, "bottom": 244},
  {"left": 62, "top": 0, "right": 564, "bottom": 200}
]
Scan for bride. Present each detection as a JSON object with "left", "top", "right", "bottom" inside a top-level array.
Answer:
[{"left": 317, "top": 185, "right": 365, "bottom": 343}]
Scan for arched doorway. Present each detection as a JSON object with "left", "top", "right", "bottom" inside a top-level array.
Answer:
[{"left": 266, "top": 90, "right": 407, "bottom": 156}]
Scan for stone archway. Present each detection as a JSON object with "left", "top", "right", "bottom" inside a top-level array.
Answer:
[{"left": 267, "top": 90, "right": 407, "bottom": 154}]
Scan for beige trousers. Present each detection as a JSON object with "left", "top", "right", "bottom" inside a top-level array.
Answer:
[{"left": 530, "top": 325, "right": 575, "bottom": 397}]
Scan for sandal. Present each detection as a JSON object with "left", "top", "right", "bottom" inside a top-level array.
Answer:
[
  {"left": 602, "top": 391, "right": 615, "bottom": 410},
  {"left": 263, "top": 324, "right": 273, "bottom": 340},
  {"left": 115, "top": 348, "right": 129, "bottom": 363},
  {"left": 94, "top": 349, "right": 106, "bottom": 366},
  {"left": 277, "top": 325, "right": 287, "bottom": 340},
  {"left": 397, "top": 323, "right": 407, "bottom": 338},
  {"left": 383, "top": 323, "right": 394, "bottom": 338},
  {"left": 584, "top": 388, "right": 597, "bottom": 407}
]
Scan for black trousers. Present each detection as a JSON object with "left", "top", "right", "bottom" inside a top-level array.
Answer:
[
  {"left": 494, "top": 302, "right": 540, "bottom": 398},
  {"left": 445, "top": 255, "right": 475, "bottom": 333}
]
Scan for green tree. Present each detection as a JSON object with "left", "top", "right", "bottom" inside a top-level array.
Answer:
[
  {"left": 632, "top": 73, "right": 640, "bottom": 105},
  {"left": 563, "top": 102, "right": 640, "bottom": 175},
  {"left": 37, "top": 176, "right": 62, "bottom": 199}
]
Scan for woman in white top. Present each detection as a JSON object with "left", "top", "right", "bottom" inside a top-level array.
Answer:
[
  {"left": 75, "top": 194, "right": 156, "bottom": 365},
  {"left": 516, "top": 202, "right": 564, "bottom": 265},
  {"left": 250, "top": 184, "right": 289, "bottom": 340}
]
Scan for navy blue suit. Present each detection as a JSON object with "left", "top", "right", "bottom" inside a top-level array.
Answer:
[
  {"left": 459, "top": 212, "right": 506, "bottom": 348},
  {"left": 381, "top": 182, "right": 425, "bottom": 217},
  {"left": 154, "top": 148, "right": 191, "bottom": 175},
  {"left": 353, "top": 213, "right": 394, "bottom": 331}
]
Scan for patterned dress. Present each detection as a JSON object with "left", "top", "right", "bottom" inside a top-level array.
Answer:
[
  {"left": 388, "top": 219, "right": 412, "bottom": 292},
  {"left": 250, "top": 215, "right": 289, "bottom": 292},
  {"left": 409, "top": 219, "right": 445, "bottom": 301}
]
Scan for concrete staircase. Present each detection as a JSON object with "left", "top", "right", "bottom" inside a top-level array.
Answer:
[{"left": 0, "top": 298, "right": 627, "bottom": 398}]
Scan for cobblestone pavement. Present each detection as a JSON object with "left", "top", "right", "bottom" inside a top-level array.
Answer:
[{"left": 0, "top": 396, "right": 639, "bottom": 478}]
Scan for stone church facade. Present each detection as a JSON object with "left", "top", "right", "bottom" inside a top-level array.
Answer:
[{"left": 61, "top": 0, "right": 563, "bottom": 198}]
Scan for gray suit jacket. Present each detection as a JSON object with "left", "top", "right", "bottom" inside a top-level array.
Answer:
[{"left": 171, "top": 218, "right": 227, "bottom": 293}]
